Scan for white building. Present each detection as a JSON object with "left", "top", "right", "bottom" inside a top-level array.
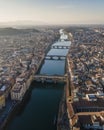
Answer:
[{"left": 11, "top": 81, "right": 26, "bottom": 101}]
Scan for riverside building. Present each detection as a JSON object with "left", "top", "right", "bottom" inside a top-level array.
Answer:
[{"left": 66, "top": 27, "right": 104, "bottom": 130}]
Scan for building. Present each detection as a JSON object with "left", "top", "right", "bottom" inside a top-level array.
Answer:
[
  {"left": 11, "top": 78, "right": 26, "bottom": 101},
  {"left": 0, "top": 92, "right": 5, "bottom": 109}
]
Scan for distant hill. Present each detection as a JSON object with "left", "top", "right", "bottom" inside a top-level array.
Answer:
[
  {"left": 0, "top": 20, "right": 48, "bottom": 28},
  {"left": 0, "top": 27, "right": 39, "bottom": 35}
]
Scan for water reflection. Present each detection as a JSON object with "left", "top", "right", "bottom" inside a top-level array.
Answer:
[
  {"left": 40, "top": 60, "right": 65, "bottom": 75},
  {"left": 47, "top": 49, "right": 69, "bottom": 56},
  {"left": 52, "top": 41, "right": 71, "bottom": 46}
]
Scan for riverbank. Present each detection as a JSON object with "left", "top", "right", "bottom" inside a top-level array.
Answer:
[
  {"left": 3, "top": 83, "right": 33, "bottom": 130},
  {"left": 0, "top": 30, "right": 61, "bottom": 130},
  {"left": 36, "top": 41, "right": 53, "bottom": 74},
  {"left": 0, "top": 34, "right": 59, "bottom": 130},
  {"left": 4, "top": 29, "right": 71, "bottom": 130},
  {"left": 57, "top": 85, "right": 70, "bottom": 130},
  {"left": 0, "top": 75, "right": 34, "bottom": 130}
]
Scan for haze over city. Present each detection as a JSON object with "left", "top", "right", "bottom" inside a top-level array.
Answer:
[
  {"left": 0, "top": 0, "right": 104, "bottom": 25},
  {"left": 0, "top": 0, "right": 104, "bottom": 130}
]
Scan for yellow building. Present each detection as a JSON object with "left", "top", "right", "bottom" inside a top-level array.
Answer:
[{"left": 0, "top": 92, "right": 5, "bottom": 109}]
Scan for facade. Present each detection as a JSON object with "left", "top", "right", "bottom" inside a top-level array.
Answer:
[
  {"left": 26, "top": 75, "right": 33, "bottom": 90},
  {"left": 66, "top": 29, "right": 104, "bottom": 129},
  {"left": 0, "top": 92, "right": 5, "bottom": 109},
  {"left": 11, "top": 78, "right": 26, "bottom": 101},
  {"left": 11, "top": 75, "right": 33, "bottom": 101}
]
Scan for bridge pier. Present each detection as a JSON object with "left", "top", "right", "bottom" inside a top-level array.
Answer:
[{"left": 41, "top": 78, "right": 45, "bottom": 83}]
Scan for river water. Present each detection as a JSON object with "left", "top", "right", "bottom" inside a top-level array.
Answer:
[{"left": 6, "top": 38, "right": 71, "bottom": 130}]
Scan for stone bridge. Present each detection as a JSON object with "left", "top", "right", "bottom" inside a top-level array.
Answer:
[
  {"left": 51, "top": 45, "right": 70, "bottom": 49},
  {"left": 33, "top": 74, "right": 67, "bottom": 83},
  {"left": 45, "top": 55, "right": 66, "bottom": 60}
]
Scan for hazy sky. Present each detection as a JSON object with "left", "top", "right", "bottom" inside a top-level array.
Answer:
[{"left": 0, "top": 0, "right": 104, "bottom": 24}]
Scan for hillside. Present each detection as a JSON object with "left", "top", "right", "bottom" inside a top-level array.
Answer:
[{"left": 0, "top": 27, "right": 39, "bottom": 35}]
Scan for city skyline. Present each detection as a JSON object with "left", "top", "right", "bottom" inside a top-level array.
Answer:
[{"left": 0, "top": 0, "right": 104, "bottom": 25}]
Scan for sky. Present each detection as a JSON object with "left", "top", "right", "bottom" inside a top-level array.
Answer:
[{"left": 0, "top": 0, "right": 104, "bottom": 25}]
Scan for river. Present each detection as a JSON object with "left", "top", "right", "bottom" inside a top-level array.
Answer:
[{"left": 6, "top": 32, "right": 71, "bottom": 130}]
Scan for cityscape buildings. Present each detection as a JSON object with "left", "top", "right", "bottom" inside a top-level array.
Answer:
[{"left": 0, "top": 26, "right": 103, "bottom": 130}]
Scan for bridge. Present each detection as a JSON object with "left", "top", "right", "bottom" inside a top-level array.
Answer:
[
  {"left": 51, "top": 45, "right": 70, "bottom": 49},
  {"left": 45, "top": 55, "right": 66, "bottom": 60},
  {"left": 33, "top": 74, "right": 67, "bottom": 83}
]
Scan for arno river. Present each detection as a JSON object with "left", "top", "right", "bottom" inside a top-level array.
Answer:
[{"left": 6, "top": 34, "right": 71, "bottom": 130}]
